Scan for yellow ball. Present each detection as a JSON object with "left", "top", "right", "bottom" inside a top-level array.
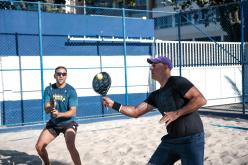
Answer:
[{"left": 96, "top": 73, "right": 103, "bottom": 80}]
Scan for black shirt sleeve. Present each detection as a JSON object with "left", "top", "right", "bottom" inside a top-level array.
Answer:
[
  {"left": 144, "top": 91, "right": 157, "bottom": 108},
  {"left": 174, "top": 76, "right": 194, "bottom": 97}
]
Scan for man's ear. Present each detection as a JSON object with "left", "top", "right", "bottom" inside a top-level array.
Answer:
[{"left": 54, "top": 74, "right": 56, "bottom": 79}]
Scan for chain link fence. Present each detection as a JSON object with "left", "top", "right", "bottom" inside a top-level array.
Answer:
[
  {"left": 0, "top": 0, "right": 247, "bottom": 126},
  {"left": 153, "top": 1, "right": 247, "bottom": 115}
]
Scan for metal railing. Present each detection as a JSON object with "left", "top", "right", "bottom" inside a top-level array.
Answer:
[{"left": 155, "top": 40, "right": 242, "bottom": 67}]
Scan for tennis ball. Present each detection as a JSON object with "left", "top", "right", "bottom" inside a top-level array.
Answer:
[{"left": 96, "top": 73, "right": 103, "bottom": 80}]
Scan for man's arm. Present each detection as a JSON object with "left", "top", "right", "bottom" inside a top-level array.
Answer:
[
  {"left": 103, "top": 97, "right": 154, "bottom": 118},
  {"left": 177, "top": 86, "right": 207, "bottom": 116},
  {"left": 159, "top": 86, "right": 207, "bottom": 125},
  {"left": 51, "top": 106, "right": 77, "bottom": 118}
]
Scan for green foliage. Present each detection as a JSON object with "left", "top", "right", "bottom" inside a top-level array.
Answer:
[
  {"left": 126, "top": 0, "right": 136, "bottom": 7},
  {"left": 162, "top": 0, "right": 241, "bottom": 41}
]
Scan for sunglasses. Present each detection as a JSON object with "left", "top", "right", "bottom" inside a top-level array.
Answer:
[{"left": 55, "top": 72, "right": 67, "bottom": 77}]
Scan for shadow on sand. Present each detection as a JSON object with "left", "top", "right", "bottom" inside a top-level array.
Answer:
[
  {"left": 200, "top": 103, "right": 248, "bottom": 120},
  {"left": 0, "top": 150, "right": 69, "bottom": 165},
  {"left": 200, "top": 109, "right": 248, "bottom": 120}
]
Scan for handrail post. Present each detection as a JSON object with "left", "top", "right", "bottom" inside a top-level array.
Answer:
[
  {"left": 38, "top": 1, "right": 45, "bottom": 123},
  {"left": 122, "top": 8, "right": 128, "bottom": 105}
]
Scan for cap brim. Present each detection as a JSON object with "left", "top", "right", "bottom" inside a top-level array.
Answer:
[{"left": 147, "top": 58, "right": 160, "bottom": 64}]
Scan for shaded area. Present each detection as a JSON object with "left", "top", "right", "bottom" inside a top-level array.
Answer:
[
  {"left": 0, "top": 150, "right": 69, "bottom": 165},
  {"left": 0, "top": 150, "right": 41, "bottom": 165},
  {"left": 199, "top": 110, "right": 248, "bottom": 120},
  {"left": 201, "top": 103, "right": 248, "bottom": 113},
  {"left": 200, "top": 103, "right": 248, "bottom": 120}
]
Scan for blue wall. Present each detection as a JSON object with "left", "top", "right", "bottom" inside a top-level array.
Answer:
[
  {"left": 1, "top": 93, "right": 148, "bottom": 125},
  {"left": 0, "top": 9, "right": 154, "bottom": 126},
  {"left": 0, "top": 9, "right": 154, "bottom": 56}
]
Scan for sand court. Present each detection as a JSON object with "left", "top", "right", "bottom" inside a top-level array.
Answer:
[{"left": 0, "top": 112, "right": 248, "bottom": 165}]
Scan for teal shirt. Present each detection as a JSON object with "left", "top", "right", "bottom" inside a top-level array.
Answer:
[{"left": 44, "top": 83, "right": 78, "bottom": 125}]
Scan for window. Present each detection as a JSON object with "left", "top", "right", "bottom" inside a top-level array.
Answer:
[
  {"left": 175, "top": 13, "right": 192, "bottom": 26},
  {"left": 154, "top": 15, "right": 173, "bottom": 29}
]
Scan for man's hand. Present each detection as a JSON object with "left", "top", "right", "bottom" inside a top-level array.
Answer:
[
  {"left": 50, "top": 98, "right": 56, "bottom": 109},
  {"left": 159, "top": 111, "right": 180, "bottom": 126},
  {"left": 51, "top": 109, "right": 61, "bottom": 118},
  {"left": 102, "top": 97, "right": 114, "bottom": 108},
  {"left": 45, "top": 99, "right": 56, "bottom": 114}
]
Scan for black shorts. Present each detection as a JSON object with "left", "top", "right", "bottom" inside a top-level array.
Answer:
[{"left": 46, "top": 120, "right": 78, "bottom": 136}]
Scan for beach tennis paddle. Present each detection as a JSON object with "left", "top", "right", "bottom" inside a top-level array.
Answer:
[
  {"left": 49, "top": 83, "right": 56, "bottom": 112},
  {"left": 92, "top": 72, "right": 111, "bottom": 96}
]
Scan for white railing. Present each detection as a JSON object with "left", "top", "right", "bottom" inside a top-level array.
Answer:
[{"left": 154, "top": 40, "right": 241, "bottom": 67}]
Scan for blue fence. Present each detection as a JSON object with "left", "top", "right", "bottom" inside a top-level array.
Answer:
[
  {"left": 0, "top": 1, "right": 154, "bottom": 126},
  {"left": 0, "top": 0, "right": 247, "bottom": 126}
]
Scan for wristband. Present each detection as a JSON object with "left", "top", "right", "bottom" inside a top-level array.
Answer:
[{"left": 112, "top": 101, "right": 122, "bottom": 112}]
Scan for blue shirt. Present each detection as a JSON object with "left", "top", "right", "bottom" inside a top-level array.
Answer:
[{"left": 44, "top": 83, "right": 78, "bottom": 125}]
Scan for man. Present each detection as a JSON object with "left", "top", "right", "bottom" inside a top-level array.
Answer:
[
  {"left": 35, "top": 66, "right": 81, "bottom": 165},
  {"left": 103, "top": 56, "right": 207, "bottom": 165}
]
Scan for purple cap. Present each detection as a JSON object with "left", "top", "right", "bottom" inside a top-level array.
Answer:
[{"left": 147, "top": 56, "right": 173, "bottom": 70}]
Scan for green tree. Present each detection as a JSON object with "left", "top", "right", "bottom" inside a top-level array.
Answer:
[{"left": 162, "top": 0, "right": 241, "bottom": 41}]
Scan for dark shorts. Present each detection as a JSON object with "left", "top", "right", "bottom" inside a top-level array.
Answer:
[
  {"left": 148, "top": 132, "right": 205, "bottom": 165},
  {"left": 46, "top": 120, "right": 78, "bottom": 137}
]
